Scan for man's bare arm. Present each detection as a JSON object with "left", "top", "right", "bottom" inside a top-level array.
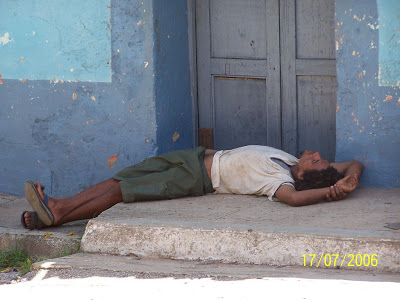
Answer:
[
  {"left": 274, "top": 174, "right": 359, "bottom": 207},
  {"left": 331, "top": 160, "right": 364, "bottom": 178},
  {"left": 327, "top": 160, "right": 363, "bottom": 201},
  {"left": 274, "top": 160, "right": 363, "bottom": 207},
  {"left": 274, "top": 185, "right": 332, "bottom": 207}
]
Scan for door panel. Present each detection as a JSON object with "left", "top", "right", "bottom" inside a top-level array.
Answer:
[
  {"left": 196, "top": 0, "right": 281, "bottom": 150},
  {"left": 214, "top": 77, "right": 267, "bottom": 149},
  {"left": 281, "top": 0, "right": 336, "bottom": 161},
  {"left": 297, "top": 76, "right": 337, "bottom": 157},
  {"left": 210, "top": 0, "right": 267, "bottom": 59},
  {"left": 296, "top": 0, "right": 336, "bottom": 59},
  {"left": 197, "top": 0, "right": 336, "bottom": 160}
]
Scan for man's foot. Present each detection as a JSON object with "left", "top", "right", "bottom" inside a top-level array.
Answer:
[
  {"left": 21, "top": 211, "right": 46, "bottom": 230},
  {"left": 23, "top": 211, "right": 50, "bottom": 229},
  {"left": 23, "top": 181, "right": 61, "bottom": 228}
]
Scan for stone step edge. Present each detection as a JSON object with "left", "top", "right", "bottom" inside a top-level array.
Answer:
[
  {"left": 81, "top": 220, "right": 400, "bottom": 273},
  {"left": 0, "top": 228, "right": 81, "bottom": 259}
]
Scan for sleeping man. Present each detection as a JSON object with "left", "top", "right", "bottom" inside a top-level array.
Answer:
[{"left": 21, "top": 145, "right": 363, "bottom": 229}]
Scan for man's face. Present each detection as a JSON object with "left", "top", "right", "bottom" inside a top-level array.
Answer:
[{"left": 297, "top": 150, "right": 331, "bottom": 179}]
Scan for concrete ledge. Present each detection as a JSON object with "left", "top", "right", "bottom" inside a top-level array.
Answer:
[
  {"left": 81, "top": 220, "right": 400, "bottom": 272},
  {"left": 0, "top": 228, "right": 80, "bottom": 258},
  {"left": 80, "top": 189, "right": 400, "bottom": 272},
  {"left": 2, "top": 188, "right": 399, "bottom": 272},
  {"left": 31, "top": 253, "right": 400, "bottom": 282},
  {"left": 0, "top": 194, "right": 86, "bottom": 258}
]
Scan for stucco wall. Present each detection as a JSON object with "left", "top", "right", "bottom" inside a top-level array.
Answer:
[
  {"left": 153, "top": 0, "right": 193, "bottom": 154},
  {"left": 0, "top": 1, "right": 161, "bottom": 196},
  {"left": 335, "top": 0, "right": 400, "bottom": 188}
]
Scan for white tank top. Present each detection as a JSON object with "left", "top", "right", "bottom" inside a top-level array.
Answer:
[{"left": 211, "top": 145, "right": 299, "bottom": 201}]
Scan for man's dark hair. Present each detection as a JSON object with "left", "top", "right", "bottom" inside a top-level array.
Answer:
[{"left": 294, "top": 167, "right": 345, "bottom": 191}]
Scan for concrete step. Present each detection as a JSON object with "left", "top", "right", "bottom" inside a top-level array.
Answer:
[
  {"left": 81, "top": 219, "right": 399, "bottom": 272},
  {"left": 0, "top": 194, "right": 85, "bottom": 258},
  {"left": 4, "top": 253, "right": 397, "bottom": 299},
  {"left": 1, "top": 188, "right": 400, "bottom": 272},
  {"left": 32, "top": 252, "right": 400, "bottom": 282},
  {"left": 81, "top": 188, "right": 400, "bottom": 272}
]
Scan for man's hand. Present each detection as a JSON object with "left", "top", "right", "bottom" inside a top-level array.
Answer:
[
  {"left": 325, "top": 175, "right": 359, "bottom": 201},
  {"left": 337, "top": 174, "right": 359, "bottom": 193},
  {"left": 325, "top": 184, "right": 347, "bottom": 201}
]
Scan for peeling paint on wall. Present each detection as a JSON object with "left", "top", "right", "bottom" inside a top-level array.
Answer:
[
  {"left": 107, "top": 154, "right": 119, "bottom": 169},
  {"left": 377, "top": 0, "right": 400, "bottom": 87},
  {"left": 0, "top": 32, "right": 13, "bottom": 45},
  {"left": 335, "top": 0, "right": 400, "bottom": 188},
  {"left": 0, "top": 0, "right": 112, "bottom": 82}
]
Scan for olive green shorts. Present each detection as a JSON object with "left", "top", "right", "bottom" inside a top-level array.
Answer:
[{"left": 113, "top": 147, "right": 214, "bottom": 203}]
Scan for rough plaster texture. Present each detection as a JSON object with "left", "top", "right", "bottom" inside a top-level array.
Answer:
[
  {"left": 0, "top": 0, "right": 180, "bottom": 197},
  {"left": 335, "top": 0, "right": 400, "bottom": 188},
  {"left": 153, "top": 0, "right": 193, "bottom": 154}
]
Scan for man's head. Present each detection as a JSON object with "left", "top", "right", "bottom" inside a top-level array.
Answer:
[{"left": 294, "top": 150, "right": 344, "bottom": 191}]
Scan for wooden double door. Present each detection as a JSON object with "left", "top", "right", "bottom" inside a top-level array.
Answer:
[{"left": 196, "top": 0, "right": 337, "bottom": 160}]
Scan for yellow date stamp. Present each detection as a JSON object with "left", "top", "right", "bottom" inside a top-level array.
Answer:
[{"left": 302, "top": 253, "right": 378, "bottom": 268}]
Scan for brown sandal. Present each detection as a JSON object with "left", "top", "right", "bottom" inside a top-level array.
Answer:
[{"left": 24, "top": 181, "right": 54, "bottom": 226}]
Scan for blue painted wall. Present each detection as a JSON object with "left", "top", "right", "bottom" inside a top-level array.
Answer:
[
  {"left": 3, "top": 0, "right": 397, "bottom": 198},
  {"left": 335, "top": 0, "right": 400, "bottom": 188},
  {"left": 0, "top": 0, "right": 112, "bottom": 82},
  {"left": 377, "top": 0, "right": 400, "bottom": 86},
  {"left": 0, "top": 0, "right": 192, "bottom": 197},
  {"left": 153, "top": 0, "right": 193, "bottom": 154}
]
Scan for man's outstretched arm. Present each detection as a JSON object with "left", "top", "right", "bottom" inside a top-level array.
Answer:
[
  {"left": 274, "top": 173, "right": 360, "bottom": 207},
  {"left": 274, "top": 185, "right": 335, "bottom": 207}
]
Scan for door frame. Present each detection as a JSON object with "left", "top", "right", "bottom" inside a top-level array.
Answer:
[{"left": 187, "top": 0, "right": 199, "bottom": 147}]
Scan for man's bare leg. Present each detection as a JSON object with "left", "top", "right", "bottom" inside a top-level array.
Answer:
[
  {"left": 57, "top": 184, "right": 123, "bottom": 225},
  {"left": 24, "top": 179, "right": 123, "bottom": 227},
  {"left": 60, "top": 178, "right": 119, "bottom": 203}
]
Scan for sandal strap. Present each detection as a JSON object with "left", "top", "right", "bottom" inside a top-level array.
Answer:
[{"left": 43, "top": 194, "right": 49, "bottom": 206}]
